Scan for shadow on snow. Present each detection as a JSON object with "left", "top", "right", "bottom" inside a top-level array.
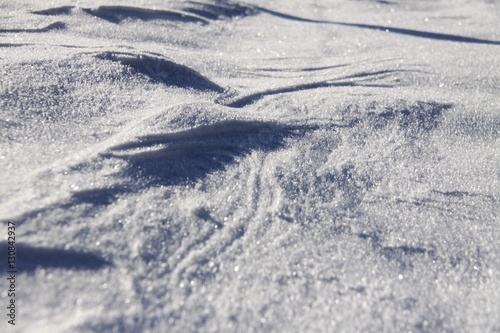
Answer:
[
  {"left": 104, "top": 120, "right": 317, "bottom": 187},
  {"left": 0, "top": 241, "right": 109, "bottom": 273},
  {"left": 95, "top": 52, "right": 225, "bottom": 92}
]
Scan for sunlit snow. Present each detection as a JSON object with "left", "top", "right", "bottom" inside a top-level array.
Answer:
[{"left": 1, "top": 0, "right": 499, "bottom": 332}]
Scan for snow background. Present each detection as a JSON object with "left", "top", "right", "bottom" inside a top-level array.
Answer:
[{"left": 1, "top": 0, "right": 499, "bottom": 332}]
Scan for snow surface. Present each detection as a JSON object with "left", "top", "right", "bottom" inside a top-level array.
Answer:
[{"left": 1, "top": 0, "right": 499, "bottom": 332}]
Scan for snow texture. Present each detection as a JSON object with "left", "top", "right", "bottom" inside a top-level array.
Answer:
[{"left": 1, "top": 0, "right": 499, "bottom": 332}]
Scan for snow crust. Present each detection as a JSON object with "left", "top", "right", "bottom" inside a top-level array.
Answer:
[{"left": 1, "top": 0, "right": 499, "bottom": 332}]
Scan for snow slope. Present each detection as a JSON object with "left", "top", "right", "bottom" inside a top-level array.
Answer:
[{"left": 1, "top": 0, "right": 499, "bottom": 332}]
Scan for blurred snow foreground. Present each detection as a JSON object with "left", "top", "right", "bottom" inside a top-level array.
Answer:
[{"left": 0, "top": 0, "right": 499, "bottom": 332}]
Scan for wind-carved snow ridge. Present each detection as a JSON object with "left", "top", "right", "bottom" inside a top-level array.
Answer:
[
  {"left": 0, "top": 43, "right": 33, "bottom": 48},
  {"left": 181, "top": 1, "right": 258, "bottom": 20},
  {"left": 32, "top": 1, "right": 257, "bottom": 25},
  {"left": 332, "top": 22, "right": 500, "bottom": 46},
  {"left": 80, "top": 6, "right": 209, "bottom": 25},
  {"left": 32, "top": 6, "right": 75, "bottom": 16},
  {"left": 105, "top": 120, "right": 317, "bottom": 187},
  {"left": 95, "top": 52, "right": 225, "bottom": 92},
  {"left": 0, "top": 22, "right": 66, "bottom": 34},
  {"left": 24, "top": 1, "right": 500, "bottom": 45},
  {"left": 33, "top": 5, "right": 209, "bottom": 25},
  {"left": 249, "top": 3, "right": 500, "bottom": 45},
  {"left": 221, "top": 69, "right": 410, "bottom": 108}
]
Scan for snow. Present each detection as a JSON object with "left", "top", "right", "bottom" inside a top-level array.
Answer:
[{"left": 1, "top": 0, "right": 499, "bottom": 332}]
